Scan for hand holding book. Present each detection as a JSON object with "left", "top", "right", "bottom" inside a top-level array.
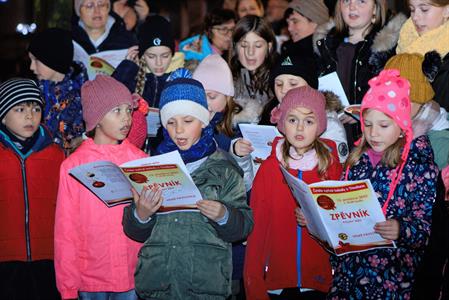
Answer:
[{"left": 132, "top": 186, "right": 163, "bottom": 221}]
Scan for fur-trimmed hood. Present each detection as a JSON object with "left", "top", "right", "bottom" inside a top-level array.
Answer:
[
  {"left": 313, "top": 13, "right": 407, "bottom": 55},
  {"left": 321, "top": 90, "right": 344, "bottom": 112}
]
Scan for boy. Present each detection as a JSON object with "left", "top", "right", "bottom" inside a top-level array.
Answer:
[{"left": 0, "top": 78, "right": 65, "bottom": 300}]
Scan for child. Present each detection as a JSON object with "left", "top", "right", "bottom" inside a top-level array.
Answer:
[
  {"left": 113, "top": 15, "right": 182, "bottom": 152},
  {"left": 54, "top": 75, "right": 147, "bottom": 300},
  {"left": 122, "top": 74, "right": 254, "bottom": 300},
  {"left": 0, "top": 78, "right": 64, "bottom": 300},
  {"left": 244, "top": 86, "right": 343, "bottom": 300},
  {"left": 28, "top": 28, "right": 87, "bottom": 153},
  {"left": 323, "top": 70, "right": 438, "bottom": 299},
  {"left": 193, "top": 54, "right": 236, "bottom": 151},
  {"left": 396, "top": 0, "right": 449, "bottom": 110},
  {"left": 384, "top": 52, "right": 449, "bottom": 169}
]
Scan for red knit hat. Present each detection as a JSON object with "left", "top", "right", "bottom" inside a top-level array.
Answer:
[
  {"left": 270, "top": 86, "right": 327, "bottom": 135},
  {"left": 81, "top": 75, "right": 134, "bottom": 131}
]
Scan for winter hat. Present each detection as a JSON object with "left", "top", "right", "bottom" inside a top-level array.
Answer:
[
  {"left": 270, "top": 54, "right": 318, "bottom": 89},
  {"left": 81, "top": 75, "right": 134, "bottom": 131},
  {"left": 137, "top": 15, "right": 175, "bottom": 57},
  {"left": 360, "top": 69, "right": 412, "bottom": 214},
  {"left": 192, "top": 54, "right": 234, "bottom": 97},
  {"left": 29, "top": 28, "right": 74, "bottom": 75},
  {"left": 159, "top": 69, "right": 209, "bottom": 128},
  {"left": 270, "top": 85, "right": 327, "bottom": 135},
  {"left": 384, "top": 53, "right": 434, "bottom": 104},
  {"left": 0, "top": 78, "right": 44, "bottom": 120},
  {"left": 288, "top": 0, "right": 329, "bottom": 25}
]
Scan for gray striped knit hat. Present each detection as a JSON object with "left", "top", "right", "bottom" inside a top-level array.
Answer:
[{"left": 0, "top": 78, "right": 44, "bottom": 120}]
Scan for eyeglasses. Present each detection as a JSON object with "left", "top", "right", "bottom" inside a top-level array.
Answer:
[
  {"left": 81, "top": 1, "right": 110, "bottom": 12},
  {"left": 212, "top": 26, "right": 235, "bottom": 35}
]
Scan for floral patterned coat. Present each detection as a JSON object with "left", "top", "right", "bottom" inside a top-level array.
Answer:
[{"left": 328, "top": 135, "right": 438, "bottom": 300}]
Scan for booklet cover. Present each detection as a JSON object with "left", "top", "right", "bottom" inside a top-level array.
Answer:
[
  {"left": 318, "top": 72, "right": 350, "bottom": 107},
  {"left": 69, "top": 151, "right": 203, "bottom": 211},
  {"left": 280, "top": 166, "right": 396, "bottom": 256}
]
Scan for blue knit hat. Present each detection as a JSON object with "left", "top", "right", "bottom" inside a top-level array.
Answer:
[{"left": 159, "top": 69, "right": 209, "bottom": 127}]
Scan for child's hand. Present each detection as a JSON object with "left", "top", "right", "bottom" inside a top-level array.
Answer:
[
  {"left": 196, "top": 200, "right": 226, "bottom": 222},
  {"left": 234, "top": 138, "right": 254, "bottom": 157},
  {"left": 126, "top": 45, "right": 139, "bottom": 63},
  {"left": 135, "top": 0, "right": 150, "bottom": 21},
  {"left": 132, "top": 186, "right": 163, "bottom": 221},
  {"left": 374, "top": 219, "right": 400, "bottom": 240},
  {"left": 295, "top": 207, "right": 307, "bottom": 226}
]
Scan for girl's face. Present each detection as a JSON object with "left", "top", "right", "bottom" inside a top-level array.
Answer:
[
  {"left": 409, "top": 0, "right": 449, "bottom": 35},
  {"left": 211, "top": 20, "right": 236, "bottom": 52},
  {"left": 94, "top": 103, "right": 132, "bottom": 145},
  {"left": 237, "top": 0, "right": 264, "bottom": 18},
  {"left": 237, "top": 31, "right": 271, "bottom": 72},
  {"left": 287, "top": 11, "right": 318, "bottom": 42},
  {"left": 143, "top": 46, "right": 173, "bottom": 76},
  {"left": 362, "top": 109, "right": 402, "bottom": 152},
  {"left": 340, "top": 0, "right": 376, "bottom": 34},
  {"left": 166, "top": 115, "right": 204, "bottom": 150},
  {"left": 2, "top": 102, "right": 42, "bottom": 141},
  {"left": 274, "top": 74, "right": 309, "bottom": 102},
  {"left": 283, "top": 107, "right": 319, "bottom": 154},
  {"left": 29, "top": 53, "right": 64, "bottom": 82},
  {"left": 206, "top": 90, "right": 228, "bottom": 119}
]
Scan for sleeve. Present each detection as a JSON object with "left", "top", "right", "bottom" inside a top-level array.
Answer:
[
  {"left": 396, "top": 161, "right": 438, "bottom": 249},
  {"left": 243, "top": 166, "right": 271, "bottom": 300},
  {"left": 112, "top": 59, "right": 139, "bottom": 93},
  {"left": 54, "top": 162, "right": 82, "bottom": 299},
  {"left": 122, "top": 202, "right": 157, "bottom": 243},
  {"left": 210, "top": 165, "right": 254, "bottom": 243},
  {"left": 230, "top": 138, "right": 255, "bottom": 192}
]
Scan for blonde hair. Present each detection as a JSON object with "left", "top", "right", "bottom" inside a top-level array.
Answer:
[
  {"left": 281, "top": 139, "right": 334, "bottom": 180},
  {"left": 135, "top": 57, "right": 148, "bottom": 96},
  {"left": 334, "top": 0, "right": 387, "bottom": 36}
]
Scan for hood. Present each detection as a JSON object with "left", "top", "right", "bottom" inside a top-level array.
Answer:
[
  {"left": 321, "top": 90, "right": 344, "bottom": 112},
  {"left": 313, "top": 13, "right": 407, "bottom": 55}
]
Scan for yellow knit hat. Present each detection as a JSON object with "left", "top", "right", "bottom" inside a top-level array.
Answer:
[{"left": 384, "top": 53, "right": 435, "bottom": 104}]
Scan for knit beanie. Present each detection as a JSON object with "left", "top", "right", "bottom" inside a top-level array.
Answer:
[
  {"left": 384, "top": 53, "right": 434, "bottom": 104},
  {"left": 81, "top": 75, "right": 134, "bottom": 131},
  {"left": 270, "top": 86, "right": 327, "bottom": 135},
  {"left": 138, "top": 15, "right": 175, "bottom": 57},
  {"left": 288, "top": 0, "right": 329, "bottom": 25},
  {"left": 0, "top": 78, "right": 44, "bottom": 120},
  {"left": 270, "top": 54, "right": 318, "bottom": 89},
  {"left": 192, "top": 54, "right": 234, "bottom": 97},
  {"left": 29, "top": 28, "right": 74, "bottom": 75},
  {"left": 159, "top": 71, "right": 209, "bottom": 128},
  {"left": 360, "top": 69, "right": 412, "bottom": 214}
]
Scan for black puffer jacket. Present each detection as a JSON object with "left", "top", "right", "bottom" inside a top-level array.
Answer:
[{"left": 313, "top": 13, "right": 407, "bottom": 104}]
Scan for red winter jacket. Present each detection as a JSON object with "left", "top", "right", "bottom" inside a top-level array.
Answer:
[
  {"left": 244, "top": 137, "right": 342, "bottom": 300},
  {"left": 0, "top": 126, "right": 64, "bottom": 262}
]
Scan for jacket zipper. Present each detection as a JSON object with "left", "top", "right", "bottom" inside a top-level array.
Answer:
[
  {"left": 353, "top": 41, "right": 367, "bottom": 104},
  {"left": 153, "top": 75, "right": 158, "bottom": 108},
  {"left": 20, "top": 158, "right": 32, "bottom": 261}
]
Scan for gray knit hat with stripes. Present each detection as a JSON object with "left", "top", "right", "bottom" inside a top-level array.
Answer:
[{"left": 0, "top": 78, "right": 44, "bottom": 120}]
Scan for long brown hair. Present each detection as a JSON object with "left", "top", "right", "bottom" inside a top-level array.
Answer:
[
  {"left": 281, "top": 138, "right": 334, "bottom": 180},
  {"left": 215, "top": 96, "right": 240, "bottom": 137},
  {"left": 135, "top": 57, "right": 148, "bottom": 96}
]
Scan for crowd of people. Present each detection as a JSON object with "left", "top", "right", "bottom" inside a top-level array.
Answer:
[{"left": 1, "top": 0, "right": 449, "bottom": 299}]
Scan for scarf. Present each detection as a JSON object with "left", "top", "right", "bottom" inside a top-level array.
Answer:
[
  {"left": 156, "top": 124, "right": 217, "bottom": 163},
  {"left": 0, "top": 122, "right": 40, "bottom": 155},
  {"left": 275, "top": 138, "right": 318, "bottom": 171},
  {"left": 397, "top": 17, "right": 449, "bottom": 57}
]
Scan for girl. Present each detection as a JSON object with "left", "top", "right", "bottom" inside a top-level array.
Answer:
[
  {"left": 54, "top": 75, "right": 147, "bottom": 300},
  {"left": 236, "top": 0, "right": 265, "bottom": 19},
  {"left": 322, "top": 70, "right": 438, "bottom": 299},
  {"left": 244, "top": 86, "right": 343, "bottom": 300},
  {"left": 396, "top": 0, "right": 449, "bottom": 110},
  {"left": 113, "top": 15, "right": 182, "bottom": 152},
  {"left": 122, "top": 74, "right": 253, "bottom": 300},
  {"left": 193, "top": 54, "right": 236, "bottom": 151},
  {"left": 314, "top": 0, "right": 407, "bottom": 145}
]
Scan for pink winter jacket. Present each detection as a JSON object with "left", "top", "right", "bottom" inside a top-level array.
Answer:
[{"left": 54, "top": 139, "right": 147, "bottom": 299}]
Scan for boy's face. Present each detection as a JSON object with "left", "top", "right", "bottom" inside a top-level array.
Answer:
[
  {"left": 166, "top": 115, "right": 204, "bottom": 151},
  {"left": 2, "top": 102, "right": 42, "bottom": 141},
  {"left": 29, "top": 53, "right": 62, "bottom": 81},
  {"left": 94, "top": 103, "right": 132, "bottom": 144}
]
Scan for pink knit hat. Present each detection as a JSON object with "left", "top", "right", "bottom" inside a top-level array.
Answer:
[
  {"left": 81, "top": 75, "right": 134, "bottom": 131},
  {"left": 270, "top": 86, "right": 327, "bottom": 135},
  {"left": 192, "top": 54, "right": 234, "bottom": 97},
  {"left": 360, "top": 69, "right": 412, "bottom": 214}
]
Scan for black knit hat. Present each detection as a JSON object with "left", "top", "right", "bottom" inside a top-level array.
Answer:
[
  {"left": 270, "top": 55, "right": 318, "bottom": 89},
  {"left": 0, "top": 78, "right": 44, "bottom": 120},
  {"left": 137, "top": 15, "right": 175, "bottom": 58},
  {"left": 28, "top": 28, "right": 74, "bottom": 75}
]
